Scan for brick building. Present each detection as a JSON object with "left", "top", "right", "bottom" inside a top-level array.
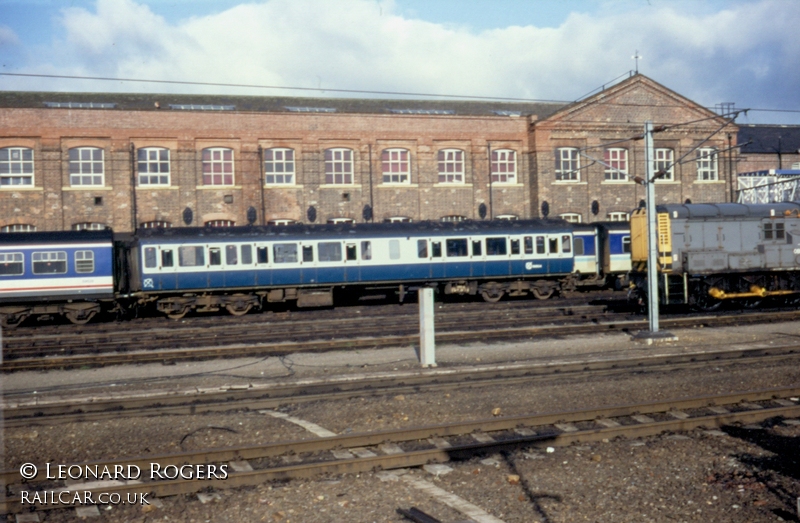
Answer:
[{"left": 0, "top": 74, "right": 738, "bottom": 232}]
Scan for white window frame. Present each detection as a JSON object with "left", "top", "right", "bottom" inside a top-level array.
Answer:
[
  {"left": 607, "top": 212, "right": 630, "bottom": 222},
  {"left": 205, "top": 220, "right": 235, "bottom": 227},
  {"left": 324, "top": 148, "right": 354, "bottom": 185},
  {"left": 72, "top": 222, "right": 106, "bottom": 231},
  {"left": 69, "top": 147, "right": 104, "bottom": 187},
  {"left": 0, "top": 147, "right": 34, "bottom": 186},
  {"left": 137, "top": 147, "right": 171, "bottom": 186},
  {"left": 264, "top": 148, "right": 295, "bottom": 185},
  {"left": 75, "top": 250, "right": 95, "bottom": 273},
  {"left": 603, "top": 148, "right": 628, "bottom": 181},
  {"left": 555, "top": 147, "right": 580, "bottom": 181},
  {"left": 202, "top": 147, "right": 235, "bottom": 186},
  {"left": 381, "top": 148, "right": 410, "bottom": 184},
  {"left": 559, "top": 213, "right": 582, "bottom": 223},
  {"left": 437, "top": 149, "right": 465, "bottom": 184},
  {"left": 491, "top": 149, "right": 517, "bottom": 184},
  {"left": 1, "top": 224, "right": 36, "bottom": 232},
  {"left": 140, "top": 221, "right": 171, "bottom": 229},
  {"left": 653, "top": 148, "right": 674, "bottom": 182},
  {"left": 696, "top": 147, "right": 718, "bottom": 181}
]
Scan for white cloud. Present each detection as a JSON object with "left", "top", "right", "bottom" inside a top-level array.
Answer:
[
  {"left": 5, "top": 0, "right": 800, "bottom": 122},
  {"left": 0, "top": 26, "right": 21, "bottom": 47}
]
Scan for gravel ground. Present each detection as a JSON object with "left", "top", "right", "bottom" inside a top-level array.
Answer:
[{"left": 4, "top": 319, "right": 800, "bottom": 522}]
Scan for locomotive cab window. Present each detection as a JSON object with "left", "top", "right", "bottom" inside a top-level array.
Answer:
[
  {"left": 179, "top": 246, "right": 205, "bottom": 267},
  {"left": 162, "top": 249, "right": 174, "bottom": 267},
  {"left": 446, "top": 238, "right": 468, "bottom": 257},
  {"left": 0, "top": 252, "right": 24, "bottom": 275},
  {"left": 764, "top": 222, "right": 785, "bottom": 240},
  {"left": 75, "top": 250, "right": 94, "bottom": 273},
  {"left": 486, "top": 237, "right": 506, "bottom": 256},
  {"left": 33, "top": 251, "right": 67, "bottom": 274},
  {"left": 273, "top": 243, "right": 298, "bottom": 264},
  {"left": 318, "top": 242, "right": 342, "bottom": 262}
]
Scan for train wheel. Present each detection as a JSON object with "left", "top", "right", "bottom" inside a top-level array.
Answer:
[
  {"left": 695, "top": 290, "right": 721, "bottom": 312},
  {"left": 1, "top": 313, "right": 27, "bottom": 328},
  {"left": 481, "top": 283, "right": 504, "bottom": 303},
  {"left": 226, "top": 303, "right": 252, "bottom": 316},
  {"left": 166, "top": 308, "right": 189, "bottom": 320},
  {"left": 65, "top": 310, "right": 96, "bottom": 325},
  {"left": 532, "top": 287, "right": 554, "bottom": 300}
]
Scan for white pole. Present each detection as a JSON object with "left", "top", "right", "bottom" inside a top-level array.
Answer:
[{"left": 418, "top": 288, "right": 436, "bottom": 367}]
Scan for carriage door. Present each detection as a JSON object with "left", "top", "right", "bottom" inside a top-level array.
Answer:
[
  {"left": 207, "top": 245, "right": 224, "bottom": 288},
  {"left": 343, "top": 242, "right": 358, "bottom": 282}
]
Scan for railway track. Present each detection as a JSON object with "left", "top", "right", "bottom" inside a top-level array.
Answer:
[
  {"left": 4, "top": 386, "right": 799, "bottom": 515},
  {"left": 4, "top": 304, "right": 800, "bottom": 372},
  {"left": 6, "top": 343, "right": 800, "bottom": 427}
]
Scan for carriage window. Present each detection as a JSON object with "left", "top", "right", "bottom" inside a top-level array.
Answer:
[
  {"left": 178, "top": 246, "right": 205, "bottom": 267},
  {"left": 417, "top": 240, "right": 428, "bottom": 258},
  {"left": 33, "top": 251, "right": 67, "bottom": 274},
  {"left": 75, "top": 250, "right": 94, "bottom": 273},
  {"left": 524, "top": 236, "right": 533, "bottom": 255},
  {"left": 361, "top": 241, "right": 372, "bottom": 260},
  {"left": 209, "top": 247, "right": 222, "bottom": 266},
  {"left": 256, "top": 246, "right": 268, "bottom": 264},
  {"left": 549, "top": 238, "right": 559, "bottom": 253},
  {"left": 389, "top": 240, "right": 401, "bottom": 260},
  {"left": 472, "top": 240, "right": 482, "bottom": 256},
  {"left": 162, "top": 249, "right": 174, "bottom": 267},
  {"left": 318, "top": 242, "right": 342, "bottom": 262},
  {"left": 486, "top": 237, "right": 506, "bottom": 256},
  {"left": 0, "top": 252, "right": 23, "bottom": 275},
  {"left": 346, "top": 244, "right": 357, "bottom": 261},
  {"left": 536, "top": 236, "right": 545, "bottom": 254},
  {"left": 510, "top": 239, "right": 520, "bottom": 255},
  {"left": 562, "top": 235, "right": 571, "bottom": 253},
  {"left": 303, "top": 245, "right": 314, "bottom": 262},
  {"left": 144, "top": 247, "right": 157, "bottom": 268},
  {"left": 432, "top": 241, "right": 442, "bottom": 258},
  {"left": 225, "top": 245, "right": 238, "bottom": 265},
  {"left": 446, "top": 238, "right": 468, "bottom": 257},
  {"left": 622, "top": 236, "right": 631, "bottom": 254},
  {"left": 273, "top": 243, "right": 298, "bottom": 263},
  {"left": 574, "top": 237, "right": 585, "bottom": 255},
  {"left": 241, "top": 245, "right": 253, "bottom": 264}
]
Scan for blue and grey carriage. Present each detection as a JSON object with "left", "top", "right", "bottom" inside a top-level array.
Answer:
[
  {"left": 125, "top": 219, "right": 579, "bottom": 318},
  {"left": 0, "top": 230, "right": 115, "bottom": 326}
]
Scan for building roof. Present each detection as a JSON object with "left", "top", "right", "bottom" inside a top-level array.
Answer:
[
  {"left": 738, "top": 124, "right": 800, "bottom": 154},
  {"left": 0, "top": 90, "right": 565, "bottom": 119}
]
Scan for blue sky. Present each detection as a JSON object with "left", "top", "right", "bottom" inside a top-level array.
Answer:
[{"left": 0, "top": 0, "right": 798, "bottom": 123}]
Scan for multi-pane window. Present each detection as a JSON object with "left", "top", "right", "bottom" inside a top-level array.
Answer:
[
  {"left": 0, "top": 147, "right": 34, "bottom": 186},
  {"left": 653, "top": 148, "right": 674, "bottom": 181},
  {"left": 559, "top": 213, "right": 582, "bottom": 223},
  {"left": 202, "top": 148, "right": 234, "bottom": 186},
  {"left": 381, "top": 149, "right": 410, "bottom": 184},
  {"left": 140, "top": 221, "right": 171, "bottom": 229},
  {"left": 603, "top": 148, "right": 628, "bottom": 181},
  {"left": 1, "top": 224, "right": 36, "bottom": 232},
  {"left": 437, "top": 149, "right": 464, "bottom": 183},
  {"left": 137, "top": 147, "right": 170, "bottom": 186},
  {"left": 69, "top": 147, "right": 104, "bottom": 186},
  {"left": 205, "top": 220, "right": 235, "bottom": 227},
  {"left": 696, "top": 147, "right": 718, "bottom": 181},
  {"left": 72, "top": 222, "right": 105, "bottom": 231},
  {"left": 325, "top": 148, "right": 353, "bottom": 185},
  {"left": 491, "top": 149, "right": 516, "bottom": 183},
  {"left": 555, "top": 148, "right": 580, "bottom": 181},
  {"left": 75, "top": 251, "right": 95, "bottom": 273},
  {"left": 264, "top": 148, "right": 295, "bottom": 185},
  {"left": 0, "top": 253, "right": 23, "bottom": 275},
  {"left": 608, "top": 212, "right": 630, "bottom": 222},
  {"left": 32, "top": 251, "right": 67, "bottom": 274}
]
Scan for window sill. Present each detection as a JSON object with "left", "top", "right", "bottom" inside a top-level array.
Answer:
[
  {"left": 379, "top": 183, "right": 419, "bottom": 188},
  {"left": 433, "top": 183, "right": 472, "bottom": 188},
  {"left": 195, "top": 185, "right": 243, "bottom": 190},
  {"left": 319, "top": 184, "right": 362, "bottom": 189},
  {"left": 551, "top": 181, "right": 586, "bottom": 185},
  {"left": 265, "top": 184, "right": 303, "bottom": 189},
  {"left": 654, "top": 180, "right": 680, "bottom": 184},
  {"left": 137, "top": 185, "right": 178, "bottom": 190},
  {"left": 63, "top": 186, "right": 112, "bottom": 191},
  {"left": 694, "top": 179, "right": 724, "bottom": 184},
  {"left": 0, "top": 186, "right": 41, "bottom": 191},
  {"left": 487, "top": 182, "right": 523, "bottom": 188},
  {"left": 601, "top": 181, "right": 635, "bottom": 185}
]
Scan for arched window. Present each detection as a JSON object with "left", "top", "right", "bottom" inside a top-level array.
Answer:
[
  {"left": 495, "top": 214, "right": 518, "bottom": 220},
  {"left": 202, "top": 148, "right": 234, "bottom": 186},
  {"left": 205, "top": 220, "right": 235, "bottom": 227},
  {"left": 72, "top": 222, "right": 106, "bottom": 230},
  {"left": 327, "top": 217, "right": 355, "bottom": 224},
  {"left": 491, "top": 149, "right": 516, "bottom": 183},
  {"left": 437, "top": 149, "right": 465, "bottom": 184},
  {"left": 264, "top": 148, "right": 295, "bottom": 185},
  {"left": 0, "top": 147, "right": 34, "bottom": 186},
  {"left": 440, "top": 215, "right": 467, "bottom": 222},
  {"left": 140, "top": 221, "right": 172, "bottom": 229},
  {"left": 137, "top": 147, "right": 171, "bottom": 186},
  {"left": 559, "top": 213, "right": 582, "bottom": 223},
  {"left": 607, "top": 212, "right": 629, "bottom": 222},
  {"left": 69, "top": 147, "right": 104, "bottom": 186},
  {"left": 381, "top": 149, "right": 410, "bottom": 184},
  {"left": 1, "top": 224, "right": 36, "bottom": 232},
  {"left": 384, "top": 216, "right": 412, "bottom": 223},
  {"left": 324, "top": 148, "right": 354, "bottom": 184}
]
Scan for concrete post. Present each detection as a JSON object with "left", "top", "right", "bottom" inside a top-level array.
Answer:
[{"left": 418, "top": 287, "right": 436, "bottom": 367}]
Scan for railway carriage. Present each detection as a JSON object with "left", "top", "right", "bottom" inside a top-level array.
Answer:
[
  {"left": 572, "top": 222, "right": 631, "bottom": 289},
  {"left": 125, "top": 219, "right": 577, "bottom": 318},
  {"left": 0, "top": 230, "right": 115, "bottom": 326}
]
